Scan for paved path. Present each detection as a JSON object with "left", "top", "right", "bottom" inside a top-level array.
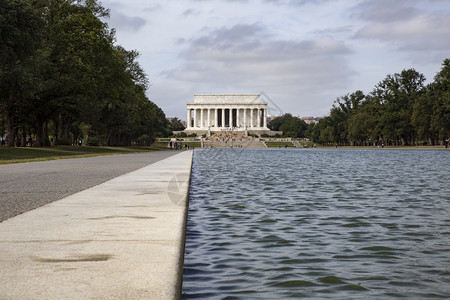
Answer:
[
  {"left": 0, "top": 151, "right": 178, "bottom": 223},
  {"left": 0, "top": 150, "right": 193, "bottom": 299}
]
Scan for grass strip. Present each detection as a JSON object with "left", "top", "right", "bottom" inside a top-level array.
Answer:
[
  {"left": 0, "top": 145, "right": 168, "bottom": 165},
  {"left": 265, "top": 142, "right": 295, "bottom": 148}
]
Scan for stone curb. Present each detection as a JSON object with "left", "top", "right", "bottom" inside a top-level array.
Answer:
[{"left": 0, "top": 150, "right": 193, "bottom": 299}]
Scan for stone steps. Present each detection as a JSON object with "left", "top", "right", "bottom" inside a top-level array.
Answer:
[
  {"left": 203, "top": 139, "right": 266, "bottom": 149},
  {"left": 292, "top": 140, "right": 302, "bottom": 148}
]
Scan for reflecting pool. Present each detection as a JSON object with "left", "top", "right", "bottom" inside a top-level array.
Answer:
[{"left": 183, "top": 149, "right": 449, "bottom": 299}]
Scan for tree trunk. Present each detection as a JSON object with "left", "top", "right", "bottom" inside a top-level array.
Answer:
[
  {"left": 21, "top": 126, "right": 27, "bottom": 147},
  {"left": 57, "top": 116, "right": 72, "bottom": 145},
  {"left": 1, "top": 111, "right": 5, "bottom": 141},
  {"left": 35, "top": 117, "right": 50, "bottom": 147},
  {"left": 6, "top": 108, "right": 16, "bottom": 147}
]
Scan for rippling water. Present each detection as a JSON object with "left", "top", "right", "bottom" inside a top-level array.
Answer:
[{"left": 182, "top": 149, "right": 450, "bottom": 299}]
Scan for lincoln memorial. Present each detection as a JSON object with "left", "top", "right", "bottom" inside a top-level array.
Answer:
[{"left": 185, "top": 94, "right": 272, "bottom": 135}]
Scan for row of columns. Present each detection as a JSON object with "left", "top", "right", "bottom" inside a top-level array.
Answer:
[{"left": 187, "top": 107, "right": 267, "bottom": 129}]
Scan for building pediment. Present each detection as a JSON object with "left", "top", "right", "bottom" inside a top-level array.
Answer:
[{"left": 191, "top": 94, "right": 264, "bottom": 104}]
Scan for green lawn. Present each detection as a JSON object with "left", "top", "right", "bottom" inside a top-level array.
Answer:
[
  {"left": 184, "top": 142, "right": 201, "bottom": 148},
  {"left": 0, "top": 146, "right": 164, "bottom": 164},
  {"left": 265, "top": 142, "right": 294, "bottom": 148},
  {"left": 151, "top": 142, "right": 171, "bottom": 150},
  {"left": 296, "top": 141, "right": 317, "bottom": 148}
]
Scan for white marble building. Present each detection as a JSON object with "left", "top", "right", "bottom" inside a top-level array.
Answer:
[{"left": 185, "top": 94, "right": 269, "bottom": 131}]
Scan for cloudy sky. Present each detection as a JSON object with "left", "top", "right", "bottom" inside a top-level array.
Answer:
[{"left": 101, "top": 0, "right": 450, "bottom": 119}]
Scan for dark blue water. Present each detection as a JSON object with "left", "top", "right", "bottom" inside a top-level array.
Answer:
[{"left": 182, "top": 149, "right": 450, "bottom": 299}]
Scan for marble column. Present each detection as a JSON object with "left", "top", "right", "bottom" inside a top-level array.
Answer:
[
  {"left": 257, "top": 108, "right": 261, "bottom": 128},
  {"left": 263, "top": 108, "right": 267, "bottom": 128},
  {"left": 215, "top": 108, "right": 219, "bottom": 127},
  {"left": 193, "top": 108, "right": 197, "bottom": 128},
  {"left": 244, "top": 108, "right": 247, "bottom": 127},
  {"left": 222, "top": 108, "right": 225, "bottom": 128},
  {"left": 187, "top": 109, "right": 191, "bottom": 128},
  {"left": 208, "top": 109, "right": 211, "bottom": 128},
  {"left": 250, "top": 108, "right": 254, "bottom": 128},
  {"left": 238, "top": 108, "right": 241, "bottom": 127},
  {"left": 200, "top": 107, "right": 205, "bottom": 128}
]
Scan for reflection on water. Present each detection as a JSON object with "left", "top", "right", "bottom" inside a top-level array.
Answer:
[{"left": 182, "top": 149, "right": 450, "bottom": 299}]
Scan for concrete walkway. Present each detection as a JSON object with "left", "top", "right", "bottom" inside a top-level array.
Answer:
[
  {"left": 0, "top": 150, "right": 193, "bottom": 299},
  {"left": 0, "top": 151, "right": 178, "bottom": 222}
]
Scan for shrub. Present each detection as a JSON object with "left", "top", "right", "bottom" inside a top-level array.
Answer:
[
  {"left": 87, "top": 136, "right": 99, "bottom": 146},
  {"left": 57, "top": 138, "right": 72, "bottom": 145},
  {"left": 136, "top": 134, "right": 154, "bottom": 146}
]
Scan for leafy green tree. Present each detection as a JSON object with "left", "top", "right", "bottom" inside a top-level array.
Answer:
[
  {"left": 168, "top": 117, "right": 186, "bottom": 132},
  {"left": 412, "top": 91, "right": 435, "bottom": 144},
  {"left": 304, "top": 123, "right": 315, "bottom": 140},
  {"left": 268, "top": 113, "right": 307, "bottom": 138},
  {"left": 0, "top": 0, "right": 43, "bottom": 146},
  {"left": 347, "top": 96, "right": 381, "bottom": 146},
  {"left": 322, "top": 90, "right": 366, "bottom": 145},
  {"left": 309, "top": 61, "right": 448, "bottom": 146},
  {"left": 34, "top": 0, "right": 115, "bottom": 146},
  {"left": 371, "top": 69, "right": 426, "bottom": 145},
  {"left": 1, "top": 0, "right": 169, "bottom": 148},
  {"left": 0, "top": 0, "right": 170, "bottom": 147},
  {"left": 429, "top": 59, "right": 450, "bottom": 142}
]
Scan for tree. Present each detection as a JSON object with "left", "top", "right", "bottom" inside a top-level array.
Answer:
[
  {"left": 34, "top": 0, "right": 114, "bottom": 146},
  {"left": 1, "top": 0, "right": 169, "bottom": 147},
  {"left": 370, "top": 69, "right": 426, "bottom": 145},
  {"left": 429, "top": 59, "right": 450, "bottom": 142},
  {"left": 168, "top": 117, "right": 186, "bottom": 132},
  {"left": 268, "top": 113, "right": 307, "bottom": 138},
  {"left": 347, "top": 97, "right": 380, "bottom": 146},
  {"left": 323, "top": 90, "right": 366, "bottom": 145},
  {"left": 309, "top": 62, "right": 448, "bottom": 146},
  {"left": 0, "top": 0, "right": 43, "bottom": 146}
]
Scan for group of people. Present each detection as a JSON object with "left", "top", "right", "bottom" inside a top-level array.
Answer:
[
  {"left": 0, "top": 137, "right": 32, "bottom": 147},
  {"left": 168, "top": 140, "right": 191, "bottom": 150}
]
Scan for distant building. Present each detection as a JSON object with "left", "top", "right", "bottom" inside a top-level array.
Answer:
[
  {"left": 186, "top": 94, "right": 269, "bottom": 131},
  {"left": 300, "top": 116, "right": 324, "bottom": 125},
  {"left": 268, "top": 115, "right": 277, "bottom": 122},
  {"left": 183, "top": 94, "right": 281, "bottom": 136}
]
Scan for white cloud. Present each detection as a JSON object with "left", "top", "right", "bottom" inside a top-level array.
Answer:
[
  {"left": 108, "top": 9, "right": 147, "bottom": 31},
  {"left": 168, "top": 23, "right": 354, "bottom": 89},
  {"left": 98, "top": 0, "right": 449, "bottom": 118},
  {"left": 158, "top": 23, "right": 355, "bottom": 116},
  {"left": 353, "top": 0, "right": 450, "bottom": 63}
]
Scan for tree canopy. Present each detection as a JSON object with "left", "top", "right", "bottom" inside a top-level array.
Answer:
[
  {"left": 0, "top": 0, "right": 168, "bottom": 147},
  {"left": 268, "top": 113, "right": 308, "bottom": 138},
  {"left": 308, "top": 61, "right": 450, "bottom": 146}
]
